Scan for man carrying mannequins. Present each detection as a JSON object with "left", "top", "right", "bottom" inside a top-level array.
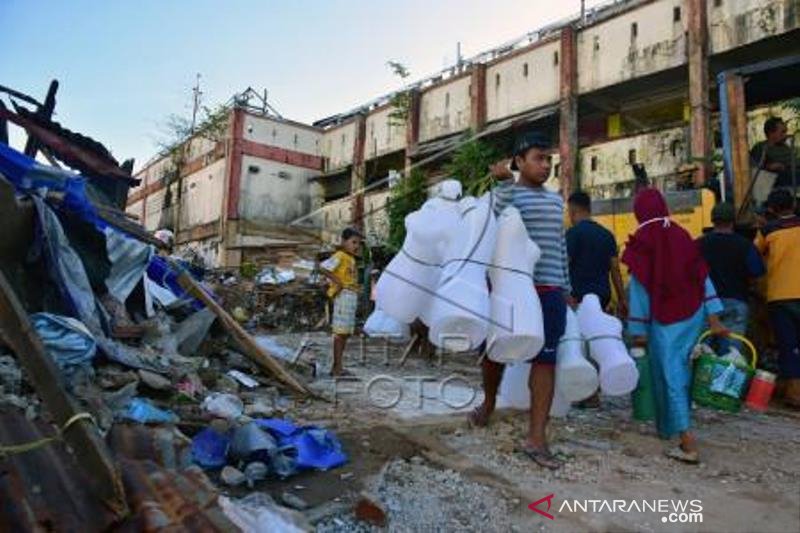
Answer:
[{"left": 468, "top": 132, "right": 571, "bottom": 470}]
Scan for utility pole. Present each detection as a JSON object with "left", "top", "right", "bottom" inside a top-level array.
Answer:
[{"left": 191, "top": 73, "right": 202, "bottom": 133}]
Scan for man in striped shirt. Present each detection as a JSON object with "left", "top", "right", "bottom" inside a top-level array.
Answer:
[{"left": 468, "top": 131, "right": 570, "bottom": 470}]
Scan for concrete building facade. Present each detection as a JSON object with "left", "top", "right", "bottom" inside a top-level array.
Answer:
[{"left": 129, "top": 0, "right": 800, "bottom": 266}]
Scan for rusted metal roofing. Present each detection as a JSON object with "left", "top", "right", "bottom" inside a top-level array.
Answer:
[{"left": 0, "top": 415, "right": 237, "bottom": 532}]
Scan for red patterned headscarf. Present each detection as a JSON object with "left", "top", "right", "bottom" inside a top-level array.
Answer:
[{"left": 621, "top": 189, "right": 709, "bottom": 324}]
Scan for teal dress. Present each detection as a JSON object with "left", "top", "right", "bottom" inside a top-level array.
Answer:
[{"left": 627, "top": 275, "right": 723, "bottom": 438}]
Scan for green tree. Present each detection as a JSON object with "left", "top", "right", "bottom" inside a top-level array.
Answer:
[
  {"left": 444, "top": 133, "right": 499, "bottom": 196},
  {"left": 386, "top": 168, "right": 427, "bottom": 251}
]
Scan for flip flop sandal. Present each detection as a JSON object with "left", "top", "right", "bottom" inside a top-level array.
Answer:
[
  {"left": 665, "top": 446, "right": 700, "bottom": 464},
  {"left": 520, "top": 446, "right": 562, "bottom": 470},
  {"left": 466, "top": 406, "right": 491, "bottom": 428}
]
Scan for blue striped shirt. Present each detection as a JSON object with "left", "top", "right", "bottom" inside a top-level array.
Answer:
[{"left": 492, "top": 182, "right": 571, "bottom": 291}]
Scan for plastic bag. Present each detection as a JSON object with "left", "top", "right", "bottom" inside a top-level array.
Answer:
[
  {"left": 191, "top": 427, "right": 231, "bottom": 468},
  {"left": 202, "top": 393, "right": 244, "bottom": 419},
  {"left": 120, "top": 398, "right": 179, "bottom": 424}
]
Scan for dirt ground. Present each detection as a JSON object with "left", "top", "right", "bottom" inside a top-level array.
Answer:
[{"left": 264, "top": 332, "right": 800, "bottom": 533}]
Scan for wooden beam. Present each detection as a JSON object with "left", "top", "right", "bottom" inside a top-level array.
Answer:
[
  {"left": 23, "top": 80, "right": 58, "bottom": 158},
  {"left": 559, "top": 26, "right": 578, "bottom": 198},
  {"left": 470, "top": 64, "right": 487, "bottom": 133},
  {"left": 725, "top": 73, "right": 751, "bottom": 213},
  {"left": 0, "top": 271, "right": 128, "bottom": 517},
  {"left": 688, "top": 0, "right": 711, "bottom": 187},
  {"left": 172, "top": 263, "right": 313, "bottom": 397}
]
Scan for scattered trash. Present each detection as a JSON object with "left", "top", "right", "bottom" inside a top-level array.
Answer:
[
  {"left": 281, "top": 491, "right": 309, "bottom": 510},
  {"left": 244, "top": 462, "right": 270, "bottom": 488},
  {"left": 230, "top": 422, "right": 278, "bottom": 462},
  {"left": 191, "top": 427, "right": 231, "bottom": 469},
  {"left": 202, "top": 393, "right": 245, "bottom": 419},
  {"left": 221, "top": 465, "right": 247, "bottom": 487},
  {"left": 219, "top": 492, "right": 312, "bottom": 533},
  {"left": 138, "top": 369, "right": 172, "bottom": 391},
  {"left": 355, "top": 492, "right": 387, "bottom": 527},
  {"left": 228, "top": 369, "right": 259, "bottom": 389},
  {"left": 0, "top": 355, "right": 22, "bottom": 395},
  {"left": 254, "top": 336, "right": 296, "bottom": 362},
  {"left": 256, "top": 266, "right": 296, "bottom": 286},
  {"left": 119, "top": 398, "right": 179, "bottom": 424}
]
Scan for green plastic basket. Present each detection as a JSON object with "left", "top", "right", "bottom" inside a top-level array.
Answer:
[{"left": 691, "top": 331, "right": 757, "bottom": 413}]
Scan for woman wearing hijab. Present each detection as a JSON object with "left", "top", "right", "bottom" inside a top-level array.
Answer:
[{"left": 623, "top": 189, "right": 728, "bottom": 464}]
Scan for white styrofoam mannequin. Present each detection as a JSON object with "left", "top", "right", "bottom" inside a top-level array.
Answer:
[
  {"left": 555, "top": 308, "right": 599, "bottom": 402},
  {"left": 375, "top": 183, "right": 461, "bottom": 323},
  {"left": 497, "top": 362, "right": 571, "bottom": 417},
  {"left": 428, "top": 193, "right": 497, "bottom": 351},
  {"left": 486, "top": 206, "right": 544, "bottom": 363},
  {"left": 576, "top": 294, "right": 639, "bottom": 396}
]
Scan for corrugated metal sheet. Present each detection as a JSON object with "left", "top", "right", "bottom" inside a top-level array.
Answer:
[{"left": 0, "top": 414, "right": 237, "bottom": 532}]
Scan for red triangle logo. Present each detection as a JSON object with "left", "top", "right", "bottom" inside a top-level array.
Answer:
[{"left": 528, "top": 494, "right": 555, "bottom": 520}]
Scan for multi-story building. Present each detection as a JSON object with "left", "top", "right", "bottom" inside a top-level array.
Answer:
[
  {"left": 129, "top": 0, "right": 800, "bottom": 266},
  {"left": 127, "top": 95, "right": 325, "bottom": 268}
]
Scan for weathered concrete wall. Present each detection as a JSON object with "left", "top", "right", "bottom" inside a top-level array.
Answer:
[
  {"left": 126, "top": 199, "right": 144, "bottom": 221},
  {"left": 746, "top": 102, "right": 800, "bottom": 149},
  {"left": 577, "top": 0, "right": 687, "bottom": 93},
  {"left": 579, "top": 126, "right": 686, "bottom": 191},
  {"left": 321, "top": 121, "right": 357, "bottom": 171},
  {"left": 709, "top": 0, "right": 800, "bottom": 54},
  {"left": 143, "top": 184, "right": 177, "bottom": 232},
  {"left": 362, "top": 190, "right": 391, "bottom": 246},
  {"left": 238, "top": 154, "right": 322, "bottom": 225},
  {"left": 319, "top": 197, "right": 353, "bottom": 244},
  {"left": 242, "top": 114, "right": 321, "bottom": 156},
  {"left": 178, "top": 158, "right": 226, "bottom": 229},
  {"left": 486, "top": 40, "right": 561, "bottom": 122},
  {"left": 419, "top": 75, "right": 472, "bottom": 142},
  {"left": 366, "top": 106, "right": 407, "bottom": 159}
]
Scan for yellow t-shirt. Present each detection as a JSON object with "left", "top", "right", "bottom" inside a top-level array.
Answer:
[
  {"left": 754, "top": 216, "right": 800, "bottom": 302},
  {"left": 321, "top": 250, "right": 359, "bottom": 298}
]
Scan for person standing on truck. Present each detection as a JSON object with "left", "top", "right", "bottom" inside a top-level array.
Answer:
[
  {"left": 697, "top": 202, "right": 765, "bottom": 347},
  {"left": 750, "top": 117, "right": 797, "bottom": 190},
  {"left": 755, "top": 189, "right": 800, "bottom": 409}
]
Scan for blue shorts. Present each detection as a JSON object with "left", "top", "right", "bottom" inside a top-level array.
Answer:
[{"left": 532, "top": 287, "right": 567, "bottom": 365}]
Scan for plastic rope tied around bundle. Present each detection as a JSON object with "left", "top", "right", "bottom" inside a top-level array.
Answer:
[
  {"left": 555, "top": 308, "right": 599, "bottom": 402},
  {"left": 428, "top": 193, "right": 497, "bottom": 351},
  {"left": 577, "top": 294, "right": 639, "bottom": 396},
  {"left": 497, "top": 362, "right": 571, "bottom": 417},
  {"left": 363, "top": 307, "right": 411, "bottom": 344},
  {"left": 30, "top": 312, "right": 96, "bottom": 379},
  {"left": 486, "top": 205, "right": 544, "bottom": 363},
  {"left": 375, "top": 182, "right": 461, "bottom": 323}
]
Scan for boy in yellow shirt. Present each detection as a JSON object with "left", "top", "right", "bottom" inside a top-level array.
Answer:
[
  {"left": 320, "top": 227, "right": 362, "bottom": 376},
  {"left": 755, "top": 189, "right": 800, "bottom": 408}
]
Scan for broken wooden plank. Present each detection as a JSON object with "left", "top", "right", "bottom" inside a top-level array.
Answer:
[
  {"left": 171, "top": 262, "right": 312, "bottom": 397},
  {"left": 0, "top": 270, "right": 128, "bottom": 517},
  {"left": 23, "top": 80, "right": 58, "bottom": 159}
]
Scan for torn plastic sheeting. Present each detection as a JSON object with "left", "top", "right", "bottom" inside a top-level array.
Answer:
[
  {"left": 219, "top": 493, "right": 311, "bottom": 533},
  {"left": 253, "top": 418, "right": 347, "bottom": 472},
  {"left": 146, "top": 256, "right": 206, "bottom": 311},
  {"left": 0, "top": 143, "right": 104, "bottom": 229},
  {"left": 176, "top": 308, "right": 216, "bottom": 357},
  {"left": 104, "top": 226, "right": 153, "bottom": 302},
  {"left": 230, "top": 422, "right": 278, "bottom": 462},
  {"left": 253, "top": 336, "right": 295, "bottom": 362},
  {"left": 32, "top": 197, "right": 170, "bottom": 373},
  {"left": 30, "top": 312, "right": 96, "bottom": 377}
]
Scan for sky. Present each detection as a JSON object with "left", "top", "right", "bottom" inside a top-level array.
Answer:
[{"left": 0, "top": 0, "right": 605, "bottom": 171}]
